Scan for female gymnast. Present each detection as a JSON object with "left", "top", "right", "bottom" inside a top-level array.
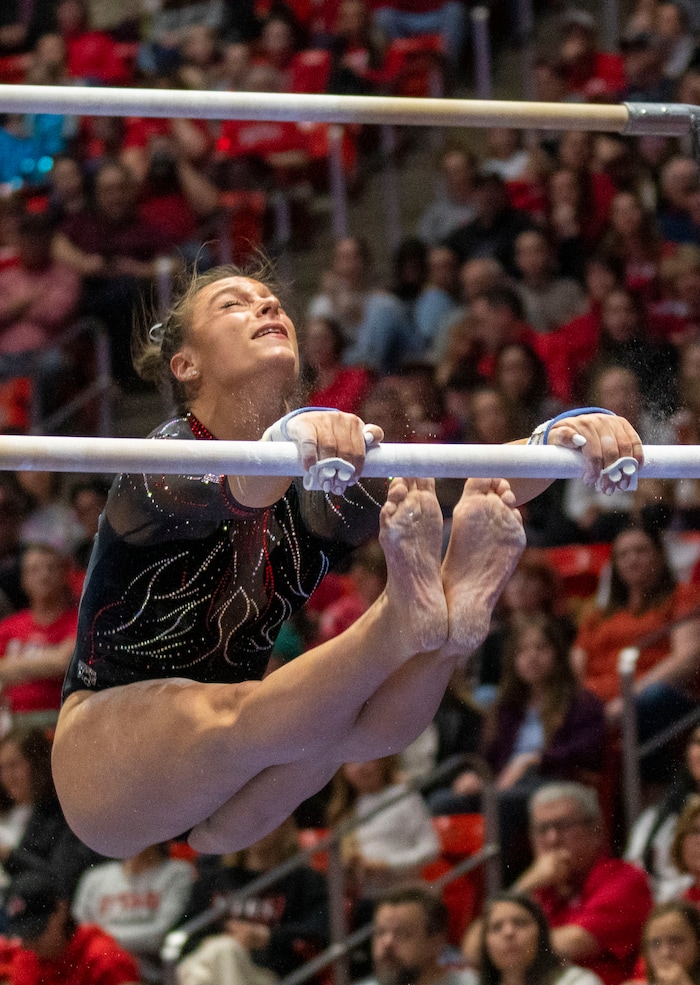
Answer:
[{"left": 50, "top": 264, "right": 643, "bottom": 858}]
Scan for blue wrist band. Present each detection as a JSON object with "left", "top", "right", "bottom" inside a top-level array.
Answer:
[
  {"left": 262, "top": 406, "right": 340, "bottom": 442},
  {"left": 541, "top": 407, "right": 615, "bottom": 445}
]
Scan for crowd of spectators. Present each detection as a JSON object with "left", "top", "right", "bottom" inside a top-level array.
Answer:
[{"left": 0, "top": 0, "right": 700, "bottom": 984}]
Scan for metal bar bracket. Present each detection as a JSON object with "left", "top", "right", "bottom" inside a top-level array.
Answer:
[{"left": 622, "top": 102, "right": 700, "bottom": 139}]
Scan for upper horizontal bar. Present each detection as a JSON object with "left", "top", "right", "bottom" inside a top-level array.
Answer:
[
  {"left": 0, "top": 84, "right": 697, "bottom": 136},
  {"left": 0, "top": 435, "right": 694, "bottom": 479}
]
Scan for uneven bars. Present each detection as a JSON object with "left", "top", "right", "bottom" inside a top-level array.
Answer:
[
  {"left": 0, "top": 436, "right": 695, "bottom": 479},
  {"left": 0, "top": 84, "right": 698, "bottom": 136}
]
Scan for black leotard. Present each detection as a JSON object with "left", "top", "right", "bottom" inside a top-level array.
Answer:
[{"left": 62, "top": 415, "right": 384, "bottom": 700}]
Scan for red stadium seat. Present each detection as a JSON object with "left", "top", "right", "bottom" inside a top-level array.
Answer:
[
  {"left": 545, "top": 543, "right": 611, "bottom": 602},
  {"left": 422, "top": 814, "right": 485, "bottom": 944}
]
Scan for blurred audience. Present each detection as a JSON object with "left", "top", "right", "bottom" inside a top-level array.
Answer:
[
  {"left": 464, "top": 783, "right": 653, "bottom": 985},
  {"left": 636, "top": 900, "right": 700, "bottom": 985},
  {"left": 179, "top": 816, "right": 329, "bottom": 985},
  {"left": 0, "top": 727, "right": 100, "bottom": 894},
  {"left": 364, "top": 885, "right": 478, "bottom": 985},
  {"left": 326, "top": 756, "right": 439, "bottom": 901},
  {"left": 0, "top": 543, "right": 76, "bottom": 729},
  {"left": 626, "top": 724, "right": 700, "bottom": 901},
  {"left": 1, "top": 870, "right": 139, "bottom": 985},
  {"left": 477, "top": 892, "right": 604, "bottom": 985},
  {"left": 72, "top": 842, "right": 195, "bottom": 982}
]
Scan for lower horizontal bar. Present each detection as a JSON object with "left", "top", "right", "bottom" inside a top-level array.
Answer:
[{"left": 0, "top": 436, "right": 693, "bottom": 479}]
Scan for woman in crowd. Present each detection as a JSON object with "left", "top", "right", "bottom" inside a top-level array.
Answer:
[
  {"left": 637, "top": 901, "right": 700, "bottom": 985},
  {"left": 572, "top": 521, "right": 700, "bottom": 778},
  {"left": 671, "top": 340, "right": 700, "bottom": 525},
  {"left": 50, "top": 260, "right": 640, "bottom": 860},
  {"left": 470, "top": 552, "right": 577, "bottom": 708},
  {"left": 494, "top": 341, "right": 563, "bottom": 438},
  {"left": 601, "top": 190, "right": 670, "bottom": 303},
  {"left": 573, "top": 521, "right": 700, "bottom": 712},
  {"left": 430, "top": 614, "right": 604, "bottom": 880},
  {"left": 627, "top": 724, "right": 700, "bottom": 901},
  {"left": 479, "top": 892, "right": 604, "bottom": 985},
  {"left": 326, "top": 755, "right": 439, "bottom": 900}
]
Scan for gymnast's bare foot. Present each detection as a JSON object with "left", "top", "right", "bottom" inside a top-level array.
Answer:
[
  {"left": 379, "top": 477, "right": 448, "bottom": 653},
  {"left": 442, "top": 478, "right": 526, "bottom": 654}
]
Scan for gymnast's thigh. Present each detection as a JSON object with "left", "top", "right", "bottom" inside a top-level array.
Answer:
[{"left": 52, "top": 676, "right": 263, "bottom": 857}]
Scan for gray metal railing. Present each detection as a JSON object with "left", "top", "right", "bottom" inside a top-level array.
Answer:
[{"left": 161, "top": 752, "right": 499, "bottom": 985}]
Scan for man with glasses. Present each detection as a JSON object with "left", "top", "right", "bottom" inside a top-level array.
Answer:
[{"left": 463, "top": 782, "right": 652, "bottom": 985}]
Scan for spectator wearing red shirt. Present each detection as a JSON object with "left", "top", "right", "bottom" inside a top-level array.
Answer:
[
  {"left": 53, "top": 161, "right": 174, "bottom": 389},
  {"left": 0, "top": 211, "right": 81, "bottom": 426},
  {"left": 217, "top": 64, "right": 311, "bottom": 186},
  {"left": 136, "top": 137, "right": 219, "bottom": 269},
  {"left": 2, "top": 870, "right": 140, "bottom": 985},
  {"left": 468, "top": 286, "right": 540, "bottom": 380},
  {"left": 303, "top": 316, "right": 374, "bottom": 415},
  {"left": 0, "top": 212, "right": 80, "bottom": 360},
  {"left": 121, "top": 112, "right": 212, "bottom": 185},
  {"left": 0, "top": 544, "right": 77, "bottom": 729},
  {"left": 556, "top": 133, "right": 616, "bottom": 247},
  {"left": 556, "top": 10, "right": 625, "bottom": 100},
  {"left": 55, "top": 0, "right": 130, "bottom": 85},
  {"left": 601, "top": 190, "right": 675, "bottom": 305},
  {"left": 536, "top": 253, "right": 623, "bottom": 403},
  {"left": 463, "top": 782, "right": 653, "bottom": 985}
]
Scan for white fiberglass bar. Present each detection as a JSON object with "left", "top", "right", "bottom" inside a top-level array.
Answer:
[
  {"left": 0, "top": 84, "right": 697, "bottom": 136},
  {"left": 0, "top": 436, "right": 695, "bottom": 479}
]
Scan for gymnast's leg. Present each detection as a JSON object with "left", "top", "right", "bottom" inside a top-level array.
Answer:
[
  {"left": 52, "top": 477, "right": 446, "bottom": 856},
  {"left": 186, "top": 478, "right": 525, "bottom": 852}
]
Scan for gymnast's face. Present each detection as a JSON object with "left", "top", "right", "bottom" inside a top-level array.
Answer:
[{"left": 176, "top": 276, "right": 299, "bottom": 394}]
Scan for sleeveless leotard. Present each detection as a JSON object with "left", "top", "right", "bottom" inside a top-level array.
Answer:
[{"left": 62, "top": 415, "right": 384, "bottom": 700}]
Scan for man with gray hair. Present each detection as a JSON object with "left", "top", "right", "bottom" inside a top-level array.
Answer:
[
  {"left": 463, "top": 782, "right": 652, "bottom": 985},
  {"left": 515, "top": 782, "right": 651, "bottom": 985}
]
